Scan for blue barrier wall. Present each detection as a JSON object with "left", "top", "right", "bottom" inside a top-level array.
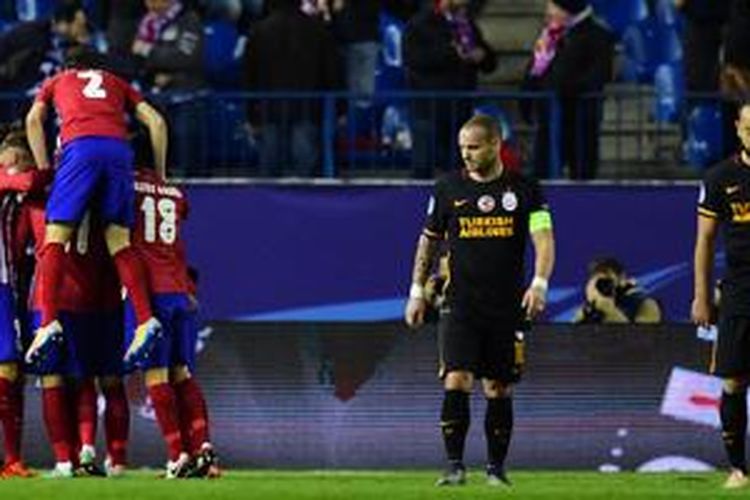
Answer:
[{"left": 183, "top": 182, "right": 711, "bottom": 323}]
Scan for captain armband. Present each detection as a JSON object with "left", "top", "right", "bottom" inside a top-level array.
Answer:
[{"left": 529, "top": 210, "right": 553, "bottom": 233}]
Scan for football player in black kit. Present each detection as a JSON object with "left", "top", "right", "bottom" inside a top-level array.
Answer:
[
  {"left": 693, "top": 101, "right": 750, "bottom": 490},
  {"left": 405, "top": 114, "right": 555, "bottom": 487}
]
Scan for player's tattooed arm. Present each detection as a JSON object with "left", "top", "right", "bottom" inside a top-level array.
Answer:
[
  {"left": 411, "top": 234, "right": 439, "bottom": 287},
  {"left": 405, "top": 234, "right": 439, "bottom": 329}
]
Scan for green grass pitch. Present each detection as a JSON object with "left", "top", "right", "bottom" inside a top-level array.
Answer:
[{"left": 0, "top": 470, "right": 741, "bottom": 499}]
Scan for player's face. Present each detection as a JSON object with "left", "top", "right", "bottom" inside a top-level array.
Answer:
[
  {"left": 54, "top": 11, "right": 87, "bottom": 41},
  {"left": 459, "top": 126, "right": 498, "bottom": 174},
  {"left": 0, "top": 146, "right": 30, "bottom": 168},
  {"left": 736, "top": 105, "right": 750, "bottom": 153}
]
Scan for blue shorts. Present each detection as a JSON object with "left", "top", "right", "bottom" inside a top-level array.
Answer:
[
  {"left": 0, "top": 285, "right": 19, "bottom": 363},
  {"left": 46, "top": 137, "right": 135, "bottom": 226},
  {"left": 27, "top": 310, "right": 124, "bottom": 377},
  {"left": 125, "top": 294, "right": 195, "bottom": 372}
]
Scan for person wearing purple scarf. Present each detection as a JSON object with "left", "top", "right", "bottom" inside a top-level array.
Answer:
[
  {"left": 522, "top": 0, "right": 614, "bottom": 179},
  {"left": 404, "top": 0, "right": 497, "bottom": 178}
]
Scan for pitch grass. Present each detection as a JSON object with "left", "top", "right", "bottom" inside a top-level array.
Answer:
[{"left": 0, "top": 470, "right": 743, "bottom": 499}]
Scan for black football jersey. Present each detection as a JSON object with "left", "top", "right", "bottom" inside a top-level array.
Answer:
[
  {"left": 424, "top": 169, "right": 549, "bottom": 321},
  {"left": 699, "top": 155, "right": 750, "bottom": 313}
]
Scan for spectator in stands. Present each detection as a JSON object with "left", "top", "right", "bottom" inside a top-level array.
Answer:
[
  {"left": 0, "top": 0, "right": 89, "bottom": 92},
  {"left": 243, "top": 0, "right": 339, "bottom": 176},
  {"left": 719, "top": 0, "right": 750, "bottom": 156},
  {"left": 332, "top": 0, "right": 380, "bottom": 100},
  {"left": 522, "top": 0, "right": 614, "bottom": 180},
  {"left": 403, "top": 0, "right": 497, "bottom": 178},
  {"left": 101, "top": 0, "right": 146, "bottom": 57},
  {"left": 573, "top": 257, "right": 662, "bottom": 324},
  {"left": 675, "top": 0, "right": 729, "bottom": 95},
  {"left": 132, "top": 0, "right": 206, "bottom": 175}
]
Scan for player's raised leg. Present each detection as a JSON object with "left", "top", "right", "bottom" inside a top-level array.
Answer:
[
  {"left": 24, "top": 225, "right": 72, "bottom": 364},
  {"left": 105, "top": 226, "right": 162, "bottom": 367}
]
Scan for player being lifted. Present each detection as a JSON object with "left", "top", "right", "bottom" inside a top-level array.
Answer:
[
  {"left": 126, "top": 134, "right": 218, "bottom": 478},
  {"left": 24, "top": 47, "right": 167, "bottom": 367}
]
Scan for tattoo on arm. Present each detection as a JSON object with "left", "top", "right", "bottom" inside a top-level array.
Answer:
[{"left": 411, "top": 234, "right": 439, "bottom": 285}]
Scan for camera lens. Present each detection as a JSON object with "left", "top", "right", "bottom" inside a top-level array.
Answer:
[{"left": 595, "top": 277, "right": 615, "bottom": 297}]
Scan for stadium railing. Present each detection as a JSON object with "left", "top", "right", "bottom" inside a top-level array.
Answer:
[{"left": 0, "top": 89, "right": 733, "bottom": 180}]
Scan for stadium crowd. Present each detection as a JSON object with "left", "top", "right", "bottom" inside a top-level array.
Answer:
[{"left": 0, "top": 0, "right": 741, "bottom": 179}]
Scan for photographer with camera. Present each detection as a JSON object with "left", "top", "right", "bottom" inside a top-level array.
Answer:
[{"left": 574, "top": 257, "right": 662, "bottom": 324}]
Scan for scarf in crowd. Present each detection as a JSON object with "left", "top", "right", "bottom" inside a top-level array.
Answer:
[
  {"left": 529, "top": 22, "right": 564, "bottom": 77},
  {"left": 433, "top": 1, "right": 476, "bottom": 55},
  {"left": 135, "top": 0, "right": 184, "bottom": 46},
  {"left": 529, "top": 6, "right": 592, "bottom": 77}
]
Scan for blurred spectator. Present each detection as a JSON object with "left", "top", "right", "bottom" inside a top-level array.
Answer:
[
  {"left": 0, "top": 0, "right": 92, "bottom": 124},
  {"left": 132, "top": 0, "right": 204, "bottom": 91},
  {"left": 243, "top": 0, "right": 339, "bottom": 176},
  {"left": 403, "top": 0, "right": 497, "bottom": 178},
  {"left": 0, "top": 0, "right": 89, "bottom": 91},
  {"left": 198, "top": 0, "right": 263, "bottom": 28},
  {"left": 573, "top": 257, "right": 662, "bottom": 324},
  {"left": 522, "top": 0, "right": 614, "bottom": 179},
  {"left": 719, "top": 0, "right": 750, "bottom": 156},
  {"left": 300, "top": 0, "right": 338, "bottom": 21},
  {"left": 332, "top": 0, "right": 380, "bottom": 99},
  {"left": 102, "top": 0, "right": 146, "bottom": 57},
  {"left": 675, "top": 0, "right": 729, "bottom": 94},
  {"left": 133, "top": 0, "right": 206, "bottom": 175}
]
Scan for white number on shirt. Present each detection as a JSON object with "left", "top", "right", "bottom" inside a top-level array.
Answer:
[
  {"left": 77, "top": 70, "right": 107, "bottom": 99},
  {"left": 140, "top": 195, "right": 177, "bottom": 244}
]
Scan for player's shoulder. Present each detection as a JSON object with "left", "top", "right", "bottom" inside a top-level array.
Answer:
[
  {"left": 703, "top": 156, "right": 740, "bottom": 184},
  {"left": 503, "top": 168, "right": 542, "bottom": 194},
  {"left": 39, "top": 70, "right": 69, "bottom": 89},
  {"left": 433, "top": 170, "right": 466, "bottom": 190}
]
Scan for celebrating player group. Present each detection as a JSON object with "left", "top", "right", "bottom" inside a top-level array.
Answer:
[{"left": 0, "top": 46, "right": 218, "bottom": 478}]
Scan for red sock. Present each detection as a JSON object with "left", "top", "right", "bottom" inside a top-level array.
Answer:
[
  {"left": 42, "top": 386, "right": 73, "bottom": 462},
  {"left": 112, "top": 247, "right": 152, "bottom": 324},
  {"left": 174, "top": 377, "right": 210, "bottom": 454},
  {"left": 147, "top": 383, "right": 183, "bottom": 461},
  {"left": 0, "top": 377, "right": 21, "bottom": 465},
  {"left": 102, "top": 382, "right": 129, "bottom": 466},
  {"left": 76, "top": 379, "right": 97, "bottom": 448},
  {"left": 10, "top": 379, "right": 24, "bottom": 463},
  {"left": 38, "top": 242, "right": 65, "bottom": 325}
]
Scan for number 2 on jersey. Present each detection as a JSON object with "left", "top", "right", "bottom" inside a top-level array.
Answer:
[
  {"left": 141, "top": 195, "right": 177, "bottom": 244},
  {"left": 77, "top": 70, "right": 107, "bottom": 99}
]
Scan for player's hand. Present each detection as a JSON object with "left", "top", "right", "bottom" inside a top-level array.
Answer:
[
  {"left": 691, "top": 297, "right": 712, "bottom": 327},
  {"left": 522, "top": 285, "right": 546, "bottom": 319},
  {"left": 405, "top": 297, "right": 427, "bottom": 329}
]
